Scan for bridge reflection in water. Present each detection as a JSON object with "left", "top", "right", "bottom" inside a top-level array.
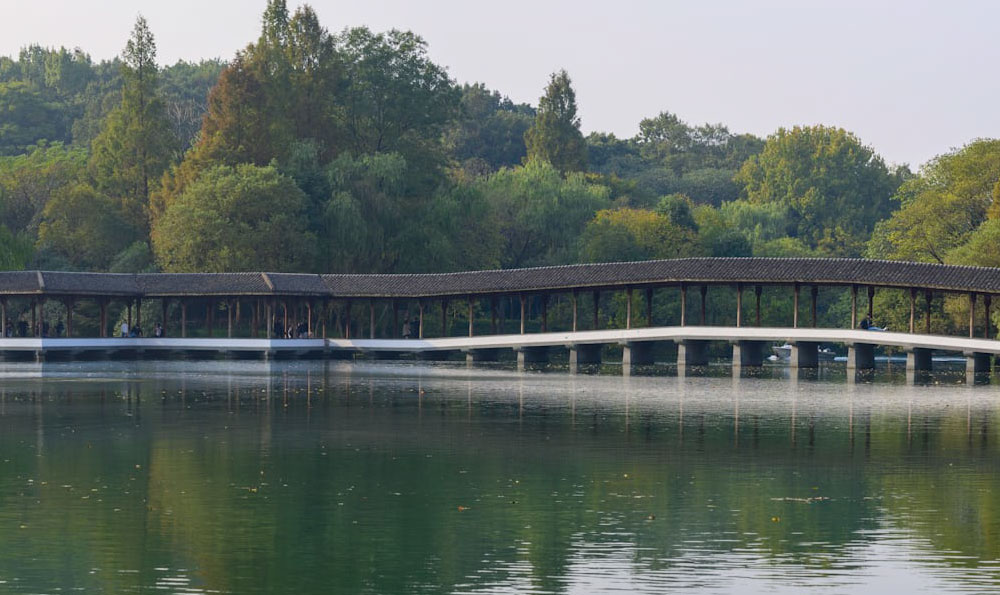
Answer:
[{"left": 0, "top": 257, "right": 999, "bottom": 384}]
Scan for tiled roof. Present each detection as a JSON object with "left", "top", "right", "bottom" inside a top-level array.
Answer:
[{"left": 1, "top": 258, "right": 999, "bottom": 298}]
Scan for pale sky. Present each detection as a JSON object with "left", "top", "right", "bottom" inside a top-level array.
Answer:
[{"left": 3, "top": 0, "right": 999, "bottom": 169}]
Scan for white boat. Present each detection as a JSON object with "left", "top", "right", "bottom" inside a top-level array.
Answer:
[{"left": 769, "top": 343, "right": 836, "bottom": 362}]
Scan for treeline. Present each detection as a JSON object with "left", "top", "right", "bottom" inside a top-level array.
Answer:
[{"left": 1, "top": 1, "right": 999, "bottom": 332}]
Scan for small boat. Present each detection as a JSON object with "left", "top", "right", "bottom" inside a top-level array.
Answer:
[{"left": 769, "top": 343, "right": 836, "bottom": 362}]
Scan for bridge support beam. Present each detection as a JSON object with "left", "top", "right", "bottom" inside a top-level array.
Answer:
[
  {"left": 732, "top": 340, "right": 766, "bottom": 373},
  {"left": 790, "top": 341, "right": 819, "bottom": 369},
  {"left": 905, "top": 348, "right": 932, "bottom": 383},
  {"left": 464, "top": 348, "right": 502, "bottom": 366},
  {"left": 417, "top": 350, "right": 454, "bottom": 362},
  {"left": 515, "top": 346, "right": 548, "bottom": 371},
  {"left": 568, "top": 343, "right": 602, "bottom": 374},
  {"left": 846, "top": 343, "right": 876, "bottom": 371},
  {"left": 676, "top": 339, "right": 709, "bottom": 375},
  {"left": 965, "top": 352, "right": 992, "bottom": 385},
  {"left": 621, "top": 341, "right": 654, "bottom": 375}
]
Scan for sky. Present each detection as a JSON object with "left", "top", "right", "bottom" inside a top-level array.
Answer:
[{"left": 3, "top": 0, "right": 999, "bottom": 169}]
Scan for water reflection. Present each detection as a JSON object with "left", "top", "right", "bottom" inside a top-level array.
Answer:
[{"left": 0, "top": 360, "right": 998, "bottom": 594}]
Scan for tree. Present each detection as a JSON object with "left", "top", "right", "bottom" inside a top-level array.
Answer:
[
  {"left": 89, "top": 16, "right": 178, "bottom": 234},
  {"left": 0, "top": 142, "right": 87, "bottom": 235},
  {"left": 735, "top": 125, "right": 900, "bottom": 256},
  {"left": 524, "top": 70, "right": 587, "bottom": 173},
  {"left": 0, "top": 82, "right": 68, "bottom": 154},
  {"left": 445, "top": 83, "right": 535, "bottom": 174},
  {"left": 579, "top": 207, "right": 699, "bottom": 263},
  {"left": 477, "top": 160, "right": 609, "bottom": 268},
  {"left": 37, "top": 184, "right": 134, "bottom": 270},
  {"left": 867, "top": 139, "right": 1000, "bottom": 263},
  {"left": 151, "top": 164, "right": 316, "bottom": 272}
]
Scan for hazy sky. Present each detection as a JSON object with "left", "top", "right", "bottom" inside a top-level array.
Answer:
[{"left": 3, "top": 0, "right": 999, "bottom": 168}]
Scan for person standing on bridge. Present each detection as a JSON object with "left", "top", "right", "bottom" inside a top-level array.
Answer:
[
  {"left": 402, "top": 318, "right": 411, "bottom": 339},
  {"left": 120, "top": 320, "right": 129, "bottom": 338}
]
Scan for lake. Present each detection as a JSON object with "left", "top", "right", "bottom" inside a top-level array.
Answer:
[{"left": 0, "top": 360, "right": 998, "bottom": 594}]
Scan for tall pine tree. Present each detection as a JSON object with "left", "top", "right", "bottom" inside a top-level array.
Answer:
[
  {"left": 524, "top": 70, "right": 587, "bottom": 173},
  {"left": 90, "top": 15, "right": 177, "bottom": 235}
]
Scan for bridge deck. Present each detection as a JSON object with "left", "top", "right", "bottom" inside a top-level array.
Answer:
[{"left": 1, "top": 327, "right": 997, "bottom": 356}]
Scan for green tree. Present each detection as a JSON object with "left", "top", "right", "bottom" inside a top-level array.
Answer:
[
  {"left": 152, "top": 164, "right": 316, "bottom": 272},
  {"left": 0, "top": 82, "right": 68, "bottom": 154},
  {"left": 89, "top": 15, "right": 178, "bottom": 234},
  {"left": 445, "top": 83, "right": 535, "bottom": 175},
  {"left": 0, "top": 224, "right": 34, "bottom": 270},
  {"left": 36, "top": 184, "right": 135, "bottom": 270},
  {"left": 0, "top": 142, "right": 87, "bottom": 235},
  {"left": 735, "top": 125, "right": 900, "bottom": 256},
  {"left": 524, "top": 70, "right": 587, "bottom": 173},
  {"left": 867, "top": 139, "right": 1000, "bottom": 263},
  {"left": 579, "top": 207, "right": 699, "bottom": 263}
]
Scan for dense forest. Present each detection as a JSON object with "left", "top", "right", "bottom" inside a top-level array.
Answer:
[{"left": 1, "top": 1, "right": 999, "bottom": 334}]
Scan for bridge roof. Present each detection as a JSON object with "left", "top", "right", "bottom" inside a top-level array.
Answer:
[{"left": 0, "top": 258, "right": 999, "bottom": 299}]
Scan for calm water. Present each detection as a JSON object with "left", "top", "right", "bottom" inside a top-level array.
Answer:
[{"left": 0, "top": 360, "right": 999, "bottom": 594}]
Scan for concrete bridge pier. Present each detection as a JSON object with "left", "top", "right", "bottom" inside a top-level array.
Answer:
[
  {"left": 846, "top": 343, "right": 876, "bottom": 370},
  {"left": 568, "top": 344, "right": 602, "bottom": 374},
  {"left": 621, "top": 342, "right": 655, "bottom": 375},
  {"left": 732, "top": 340, "right": 766, "bottom": 374},
  {"left": 965, "top": 351, "right": 992, "bottom": 385},
  {"left": 676, "top": 339, "right": 709, "bottom": 376},
  {"left": 515, "top": 346, "right": 549, "bottom": 371},
  {"left": 906, "top": 348, "right": 933, "bottom": 384},
  {"left": 417, "top": 350, "right": 454, "bottom": 362},
  {"left": 464, "top": 348, "right": 502, "bottom": 366},
  {"left": 790, "top": 342, "right": 819, "bottom": 369}
]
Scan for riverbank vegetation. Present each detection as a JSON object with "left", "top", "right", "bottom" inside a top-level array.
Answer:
[{"left": 1, "top": 1, "right": 999, "bottom": 334}]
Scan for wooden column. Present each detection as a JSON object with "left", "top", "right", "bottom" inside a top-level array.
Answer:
[
  {"left": 252, "top": 301, "right": 258, "bottom": 338},
  {"left": 680, "top": 284, "right": 687, "bottom": 326},
  {"left": 735, "top": 283, "right": 743, "bottom": 327},
  {"left": 755, "top": 285, "right": 762, "bottom": 327},
  {"left": 592, "top": 291, "right": 599, "bottom": 330},
  {"left": 322, "top": 301, "right": 328, "bottom": 339},
  {"left": 491, "top": 298, "right": 498, "bottom": 334},
  {"left": 281, "top": 301, "right": 288, "bottom": 339},
  {"left": 811, "top": 285, "right": 818, "bottom": 328},
  {"left": 571, "top": 291, "right": 578, "bottom": 332},
  {"left": 161, "top": 299, "right": 168, "bottom": 336},
  {"left": 135, "top": 298, "right": 142, "bottom": 333},
  {"left": 468, "top": 296, "right": 474, "bottom": 337},
  {"left": 985, "top": 295, "right": 992, "bottom": 340},
  {"left": 31, "top": 299, "right": 36, "bottom": 337},
  {"left": 127, "top": 301, "right": 132, "bottom": 329},
  {"left": 867, "top": 286, "right": 875, "bottom": 319},
  {"left": 646, "top": 287, "right": 653, "bottom": 327},
  {"left": 208, "top": 301, "right": 216, "bottom": 337},
  {"left": 181, "top": 300, "right": 188, "bottom": 338},
  {"left": 909, "top": 288, "right": 916, "bottom": 334},
  {"left": 520, "top": 294, "right": 527, "bottom": 334},
  {"left": 65, "top": 298, "right": 74, "bottom": 337},
  {"left": 264, "top": 301, "right": 271, "bottom": 339},
  {"left": 418, "top": 301, "right": 424, "bottom": 339},
  {"left": 38, "top": 299, "right": 45, "bottom": 337},
  {"left": 793, "top": 284, "right": 800, "bottom": 328},
  {"left": 227, "top": 299, "right": 234, "bottom": 338},
  {"left": 626, "top": 288, "right": 633, "bottom": 330},
  {"left": 700, "top": 285, "right": 707, "bottom": 325},
  {"left": 344, "top": 301, "right": 351, "bottom": 339},
  {"left": 969, "top": 293, "right": 977, "bottom": 338},
  {"left": 392, "top": 300, "right": 398, "bottom": 338},
  {"left": 369, "top": 300, "right": 376, "bottom": 339},
  {"left": 851, "top": 285, "right": 857, "bottom": 328},
  {"left": 307, "top": 300, "right": 313, "bottom": 337},
  {"left": 0, "top": 298, "right": 6, "bottom": 337},
  {"left": 440, "top": 300, "right": 448, "bottom": 337},
  {"left": 924, "top": 291, "right": 932, "bottom": 335},
  {"left": 541, "top": 295, "right": 548, "bottom": 332}
]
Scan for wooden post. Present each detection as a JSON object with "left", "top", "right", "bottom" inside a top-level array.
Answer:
[
  {"left": 985, "top": 295, "right": 992, "bottom": 340},
  {"left": 65, "top": 298, "right": 74, "bottom": 337},
  {"left": 369, "top": 300, "right": 376, "bottom": 339},
  {"left": 0, "top": 298, "right": 6, "bottom": 337},
  {"left": 344, "top": 301, "right": 351, "bottom": 339},
  {"left": 208, "top": 301, "right": 215, "bottom": 337},
  {"left": 924, "top": 291, "right": 932, "bottom": 335},
  {"left": 307, "top": 300, "right": 313, "bottom": 337},
  {"left": 851, "top": 285, "right": 857, "bottom": 329},
  {"left": 571, "top": 291, "right": 578, "bottom": 332},
  {"left": 440, "top": 300, "right": 448, "bottom": 337},
  {"left": 161, "top": 299, "right": 168, "bottom": 336},
  {"left": 227, "top": 299, "right": 234, "bottom": 338},
  {"left": 680, "top": 284, "right": 687, "bottom": 326},
  {"left": 491, "top": 298, "right": 498, "bottom": 334},
  {"left": 592, "top": 291, "right": 599, "bottom": 330},
  {"left": 38, "top": 299, "right": 44, "bottom": 337},
  {"left": 322, "top": 301, "right": 328, "bottom": 339},
  {"left": 909, "top": 288, "right": 916, "bottom": 334},
  {"left": 418, "top": 301, "right": 424, "bottom": 339},
  {"left": 867, "top": 286, "right": 875, "bottom": 319},
  {"left": 127, "top": 301, "right": 132, "bottom": 329},
  {"left": 541, "top": 295, "right": 548, "bottom": 332},
  {"left": 392, "top": 300, "right": 398, "bottom": 338},
  {"left": 252, "top": 301, "right": 258, "bottom": 338},
  {"left": 700, "top": 285, "right": 707, "bottom": 325},
  {"left": 755, "top": 285, "right": 762, "bottom": 327},
  {"left": 468, "top": 296, "right": 474, "bottom": 337},
  {"left": 646, "top": 287, "right": 653, "bottom": 327},
  {"left": 520, "top": 294, "right": 526, "bottom": 334},
  {"left": 970, "top": 293, "right": 977, "bottom": 338},
  {"left": 281, "top": 301, "right": 288, "bottom": 339},
  {"left": 793, "top": 284, "right": 800, "bottom": 328},
  {"left": 626, "top": 288, "right": 633, "bottom": 330},
  {"left": 31, "top": 299, "right": 36, "bottom": 337},
  {"left": 181, "top": 300, "right": 187, "bottom": 338},
  {"left": 735, "top": 283, "right": 742, "bottom": 328},
  {"left": 135, "top": 298, "right": 141, "bottom": 334},
  {"left": 811, "top": 285, "right": 818, "bottom": 328}
]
